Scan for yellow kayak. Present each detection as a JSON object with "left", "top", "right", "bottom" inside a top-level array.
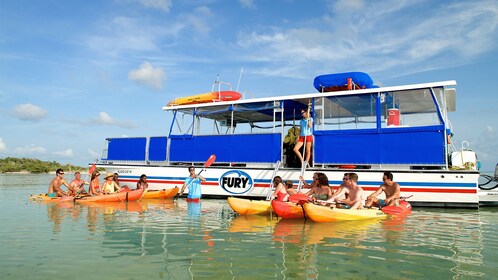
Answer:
[
  {"left": 142, "top": 188, "right": 179, "bottom": 199},
  {"left": 227, "top": 197, "right": 272, "bottom": 215},
  {"left": 303, "top": 203, "right": 386, "bottom": 222},
  {"left": 167, "top": 91, "right": 241, "bottom": 106}
]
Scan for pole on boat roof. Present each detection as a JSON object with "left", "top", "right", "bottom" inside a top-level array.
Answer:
[{"left": 236, "top": 67, "right": 243, "bottom": 92}]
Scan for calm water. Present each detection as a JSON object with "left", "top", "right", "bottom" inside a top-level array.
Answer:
[{"left": 1, "top": 174, "right": 498, "bottom": 280}]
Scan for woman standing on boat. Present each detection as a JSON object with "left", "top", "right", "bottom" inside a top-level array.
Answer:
[
  {"left": 179, "top": 166, "right": 206, "bottom": 201},
  {"left": 293, "top": 108, "right": 313, "bottom": 166}
]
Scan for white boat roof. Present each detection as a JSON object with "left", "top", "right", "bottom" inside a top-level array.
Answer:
[{"left": 162, "top": 80, "right": 457, "bottom": 111}]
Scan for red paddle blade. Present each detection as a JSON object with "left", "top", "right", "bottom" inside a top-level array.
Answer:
[
  {"left": 89, "top": 164, "right": 97, "bottom": 175},
  {"left": 204, "top": 154, "right": 216, "bottom": 168}
]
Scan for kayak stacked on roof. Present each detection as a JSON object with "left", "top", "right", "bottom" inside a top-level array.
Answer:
[{"left": 96, "top": 73, "right": 490, "bottom": 208}]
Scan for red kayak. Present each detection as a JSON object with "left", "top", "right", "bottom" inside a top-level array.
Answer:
[
  {"left": 381, "top": 200, "right": 412, "bottom": 215},
  {"left": 271, "top": 200, "right": 305, "bottom": 219}
]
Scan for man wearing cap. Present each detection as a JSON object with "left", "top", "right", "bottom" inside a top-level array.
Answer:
[{"left": 47, "top": 168, "right": 71, "bottom": 197}]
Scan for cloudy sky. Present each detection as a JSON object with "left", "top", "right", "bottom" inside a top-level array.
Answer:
[{"left": 1, "top": 0, "right": 497, "bottom": 171}]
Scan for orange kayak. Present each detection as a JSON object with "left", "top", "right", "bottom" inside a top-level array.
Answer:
[
  {"left": 29, "top": 194, "right": 74, "bottom": 202},
  {"left": 381, "top": 200, "right": 412, "bottom": 215},
  {"left": 271, "top": 200, "right": 305, "bottom": 219},
  {"left": 167, "top": 90, "right": 242, "bottom": 106},
  {"left": 227, "top": 197, "right": 272, "bottom": 215},
  {"left": 303, "top": 203, "right": 386, "bottom": 222},
  {"left": 75, "top": 188, "right": 146, "bottom": 203},
  {"left": 142, "top": 188, "right": 179, "bottom": 199}
]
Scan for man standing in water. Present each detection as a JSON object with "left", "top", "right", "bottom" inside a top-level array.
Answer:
[
  {"left": 179, "top": 166, "right": 206, "bottom": 201},
  {"left": 293, "top": 107, "right": 313, "bottom": 166},
  {"left": 47, "top": 169, "right": 71, "bottom": 197}
]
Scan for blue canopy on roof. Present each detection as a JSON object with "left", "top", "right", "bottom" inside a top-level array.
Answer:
[{"left": 313, "top": 72, "right": 374, "bottom": 92}]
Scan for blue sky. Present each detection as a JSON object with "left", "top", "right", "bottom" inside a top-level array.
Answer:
[{"left": 1, "top": 0, "right": 497, "bottom": 171}]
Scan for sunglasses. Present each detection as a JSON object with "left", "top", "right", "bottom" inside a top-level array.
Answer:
[
  {"left": 343, "top": 178, "right": 349, "bottom": 181},
  {"left": 58, "top": 173, "right": 64, "bottom": 175}
]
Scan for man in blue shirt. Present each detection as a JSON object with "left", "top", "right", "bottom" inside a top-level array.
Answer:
[{"left": 179, "top": 166, "right": 206, "bottom": 200}]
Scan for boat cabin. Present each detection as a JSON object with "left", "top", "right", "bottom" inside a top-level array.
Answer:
[{"left": 101, "top": 80, "right": 456, "bottom": 171}]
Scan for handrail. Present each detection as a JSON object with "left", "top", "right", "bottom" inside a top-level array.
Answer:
[
  {"left": 297, "top": 161, "right": 308, "bottom": 192},
  {"left": 265, "top": 161, "right": 281, "bottom": 200}
]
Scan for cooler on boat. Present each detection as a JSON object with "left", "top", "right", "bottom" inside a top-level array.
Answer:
[{"left": 387, "top": 108, "right": 400, "bottom": 126}]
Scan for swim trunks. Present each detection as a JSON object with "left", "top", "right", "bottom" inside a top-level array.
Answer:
[
  {"left": 338, "top": 203, "right": 351, "bottom": 209},
  {"left": 378, "top": 199, "right": 387, "bottom": 207},
  {"left": 47, "top": 193, "right": 56, "bottom": 197}
]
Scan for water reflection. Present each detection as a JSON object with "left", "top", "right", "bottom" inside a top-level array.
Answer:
[{"left": 31, "top": 197, "right": 491, "bottom": 279}]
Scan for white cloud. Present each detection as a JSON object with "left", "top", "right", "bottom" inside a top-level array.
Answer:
[
  {"left": 11, "top": 103, "right": 47, "bottom": 121},
  {"left": 139, "top": 0, "right": 172, "bottom": 12},
  {"left": 88, "top": 148, "right": 101, "bottom": 160},
  {"left": 53, "top": 149, "right": 74, "bottom": 158},
  {"left": 14, "top": 144, "right": 47, "bottom": 155},
  {"left": 128, "top": 62, "right": 166, "bottom": 90},
  {"left": 239, "top": 0, "right": 255, "bottom": 9},
  {"left": 0, "top": 137, "right": 7, "bottom": 152},
  {"left": 90, "top": 112, "right": 138, "bottom": 129}
]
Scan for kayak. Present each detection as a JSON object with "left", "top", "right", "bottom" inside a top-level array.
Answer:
[
  {"left": 29, "top": 194, "right": 74, "bottom": 202},
  {"left": 167, "top": 90, "right": 242, "bottom": 106},
  {"left": 271, "top": 200, "right": 305, "bottom": 219},
  {"left": 303, "top": 203, "right": 386, "bottom": 222},
  {"left": 381, "top": 199, "right": 412, "bottom": 215},
  {"left": 227, "top": 197, "right": 272, "bottom": 215},
  {"left": 142, "top": 188, "right": 179, "bottom": 199},
  {"left": 75, "top": 188, "right": 146, "bottom": 203}
]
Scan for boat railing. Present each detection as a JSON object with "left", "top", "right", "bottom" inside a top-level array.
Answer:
[{"left": 265, "top": 161, "right": 281, "bottom": 200}]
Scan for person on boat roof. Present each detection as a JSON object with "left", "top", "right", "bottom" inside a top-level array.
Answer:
[
  {"left": 136, "top": 174, "right": 148, "bottom": 189},
  {"left": 88, "top": 171, "right": 101, "bottom": 196},
  {"left": 47, "top": 169, "right": 70, "bottom": 197},
  {"left": 102, "top": 173, "right": 121, "bottom": 194},
  {"left": 68, "top": 171, "right": 88, "bottom": 196},
  {"left": 293, "top": 108, "right": 313, "bottom": 167},
  {"left": 365, "top": 171, "right": 400, "bottom": 208},
  {"left": 270, "top": 176, "right": 289, "bottom": 201},
  {"left": 325, "top": 173, "right": 364, "bottom": 209},
  {"left": 305, "top": 172, "right": 332, "bottom": 202},
  {"left": 179, "top": 166, "right": 206, "bottom": 200}
]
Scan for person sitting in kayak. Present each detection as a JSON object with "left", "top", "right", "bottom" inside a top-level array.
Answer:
[
  {"left": 285, "top": 180, "right": 297, "bottom": 196},
  {"left": 136, "top": 174, "right": 148, "bottom": 189},
  {"left": 324, "top": 173, "right": 364, "bottom": 209},
  {"left": 102, "top": 173, "right": 121, "bottom": 194},
  {"left": 365, "top": 171, "right": 400, "bottom": 208},
  {"left": 306, "top": 172, "right": 332, "bottom": 202},
  {"left": 88, "top": 171, "right": 101, "bottom": 196},
  {"left": 270, "top": 176, "right": 289, "bottom": 201},
  {"left": 113, "top": 173, "right": 130, "bottom": 191},
  {"left": 299, "top": 172, "right": 319, "bottom": 189},
  {"left": 68, "top": 171, "right": 88, "bottom": 196},
  {"left": 47, "top": 169, "right": 70, "bottom": 197},
  {"left": 179, "top": 166, "right": 206, "bottom": 200}
]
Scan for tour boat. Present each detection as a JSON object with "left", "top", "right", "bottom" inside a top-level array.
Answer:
[{"left": 95, "top": 72, "right": 497, "bottom": 208}]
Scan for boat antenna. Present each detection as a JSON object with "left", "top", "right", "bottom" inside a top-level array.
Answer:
[{"left": 236, "top": 67, "right": 243, "bottom": 92}]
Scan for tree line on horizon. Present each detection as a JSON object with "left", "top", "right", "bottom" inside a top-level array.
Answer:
[{"left": 0, "top": 157, "right": 87, "bottom": 173}]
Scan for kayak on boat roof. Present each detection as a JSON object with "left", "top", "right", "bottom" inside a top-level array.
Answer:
[
  {"left": 227, "top": 197, "right": 272, "bottom": 215},
  {"left": 313, "top": 72, "right": 376, "bottom": 92},
  {"left": 167, "top": 90, "right": 242, "bottom": 106},
  {"left": 303, "top": 203, "right": 386, "bottom": 222},
  {"left": 142, "top": 188, "right": 179, "bottom": 199},
  {"left": 75, "top": 188, "right": 146, "bottom": 203}
]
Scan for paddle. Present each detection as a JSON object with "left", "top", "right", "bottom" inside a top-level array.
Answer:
[{"left": 176, "top": 154, "right": 216, "bottom": 200}]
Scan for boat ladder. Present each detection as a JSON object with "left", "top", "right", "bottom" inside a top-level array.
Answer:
[
  {"left": 265, "top": 160, "right": 281, "bottom": 200},
  {"left": 297, "top": 161, "right": 308, "bottom": 192}
]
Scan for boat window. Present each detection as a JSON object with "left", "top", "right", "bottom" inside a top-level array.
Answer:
[
  {"left": 314, "top": 93, "right": 377, "bottom": 131},
  {"left": 380, "top": 88, "right": 443, "bottom": 127}
]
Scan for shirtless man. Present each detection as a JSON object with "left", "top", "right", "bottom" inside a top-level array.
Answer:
[
  {"left": 47, "top": 169, "right": 70, "bottom": 197},
  {"left": 68, "top": 172, "right": 88, "bottom": 196},
  {"left": 365, "top": 171, "right": 400, "bottom": 208},
  {"left": 323, "top": 173, "right": 364, "bottom": 209}
]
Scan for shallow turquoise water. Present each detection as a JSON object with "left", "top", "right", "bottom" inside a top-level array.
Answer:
[{"left": 1, "top": 174, "right": 498, "bottom": 279}]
